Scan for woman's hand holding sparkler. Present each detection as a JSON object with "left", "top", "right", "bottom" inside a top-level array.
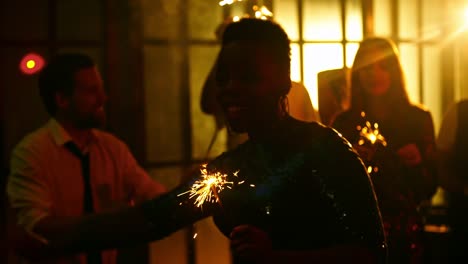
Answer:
[
  {"left": 396, "top": 143, "right": 422, "bottom": 167},
  {"left": 353, "top": 144, "right": 377, "bottom": 162},
  {"left": 354, "top": 119, "right": 387, "bottom": 163},
  {"left": 230, "top": 224, "right": 273, "bottom": 263}
]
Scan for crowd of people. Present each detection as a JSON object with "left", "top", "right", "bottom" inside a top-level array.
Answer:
[{"left": 4, "top": 15, "right": 466, "bottom": 264}]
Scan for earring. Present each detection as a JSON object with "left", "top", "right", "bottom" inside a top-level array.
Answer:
[{"left": 280, "top": 95, "right": 289, "bottom": 117}]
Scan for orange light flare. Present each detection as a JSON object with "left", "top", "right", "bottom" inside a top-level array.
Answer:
[{"left": 178, "top": 164, "right": 240, "bottom": 208}]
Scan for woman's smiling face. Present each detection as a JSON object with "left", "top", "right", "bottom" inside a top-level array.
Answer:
[{"left": 216, "top": 41, "right": 289, "bottom": 133}]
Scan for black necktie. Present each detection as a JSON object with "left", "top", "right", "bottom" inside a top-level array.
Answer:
[{"left": 64, "top": 142, "right": 102, "bottom": 264}]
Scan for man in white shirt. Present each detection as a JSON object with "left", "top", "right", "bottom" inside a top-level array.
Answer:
[{"left": 7, "top": 53, "right": 166, "bottom": 264}]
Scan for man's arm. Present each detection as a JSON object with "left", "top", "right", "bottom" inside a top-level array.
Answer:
[
  {"left": 19, "top": 206, "right": 153, "bottom": 260},
  {"left": 120, "top": 141, "right": 166, "bottom": 203},
  {"left": 6, "top": 142, "right": 155, "bottom": 260},
  {"left": 8, "top": 142, "right": 210, "bottom": 260}
]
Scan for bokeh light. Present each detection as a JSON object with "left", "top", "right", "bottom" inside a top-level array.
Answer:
[{"left": 19, "top": 53, "right": 45, "bottom": 75}]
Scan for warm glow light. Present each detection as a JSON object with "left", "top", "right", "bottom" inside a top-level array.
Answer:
[
  {"left": 464, "top": 7, "right": 468, "bottom": 25},
  {"left": 303, "top": 44, "right": 344, "bottom": 110},
  {"left": 26, "top": 60, "right": 36, "bottom": 69},
  {"left": 219, "top": 0, "right": 242, "bottom": 6},
  {"left": 424, "top": 224, "right": 450, "bottom": 234},
  {"left": 20, "top": 53, "right": 45, "bottom": 75}
]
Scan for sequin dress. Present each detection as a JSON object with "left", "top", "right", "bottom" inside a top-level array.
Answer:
[
  {"left": 142, "top": 117, "right": 387, "bottom": 263},
  {"left": 209, "top": 118, "right": 387, "bottom": 262}
]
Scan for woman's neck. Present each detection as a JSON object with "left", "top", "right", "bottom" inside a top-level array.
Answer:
[{"left": 248, "top": 115, "right": 289, "bottom": 143}]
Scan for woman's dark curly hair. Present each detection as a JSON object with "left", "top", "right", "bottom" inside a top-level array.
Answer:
[{"left": 221, "top": 18, "right": 291, "bottom": 71}]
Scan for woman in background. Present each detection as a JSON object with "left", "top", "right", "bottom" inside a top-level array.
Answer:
[{"left": 332, "top": 37, "right": 437, "bottom": 264}]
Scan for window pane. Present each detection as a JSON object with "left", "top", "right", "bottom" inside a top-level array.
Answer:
[
  {"left": 399, "top": 44, "right": 420, "bottom": 103},
  {"left": 374, "top": 0, "right": 392, "bottom": 37},
  {"left": 0, "top": 1, "right": 48, "bottom": 40},
  {"left": 455, "top": 36, "right": 468, "bottom": 102},
  {"left": 195, "top": 218, "right": 230, "bottom": 264},
  {"left": 188, "top": 0, "right": 223, "bottom": 40},
  {"left": 230, "top": 1, "right": 248, "bottom": 18},
  {"left": 422, "top": 46, "right": 442, "bottom": 132},
  {"left": 274, "top": 0, "right": 299, "bottom": 41},
  {"left": 57, "top": 0, "right": 102, "bottom": 41},
  {"left": 345, "top": 43, "right": 359, "bottom": 68},
  {"left": 148, "top": 166, "right": 189, "bottom": 264},
  {"left": 445, "top": 1, "right": 467, "bottom": 32},
  {"left": 144, "top": 45, "right": 184, "bottom": 162},
  {"left": 303, "top": 0, "right": 342, "bottom": 41},
  {"left": 346, "top": 0, "right": 363, "bottom": 41},
  {"left": 398, "top": 0, "right": 418, "bottom": 39},
  {"left": 143, "top": 0, "right": 182, "bottom": 40},
  {"left": 291, "top": 44, "right": 301, "bottom": 82},
  {"left": 303, "top": 44, "right": 344, "bottom": 109},
  {"left": 190, "top": 45, "right": 227, "bottom": 160},
  {"left": 421, "top": 0, "right": 444, "bottom": 41}
]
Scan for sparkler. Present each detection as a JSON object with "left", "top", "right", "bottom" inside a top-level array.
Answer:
[
  {"left": 356, "top": 112, "right": 387, "bottom": 174},
  {"left": 357, "top": 112, "right": 387, "bottom": 147},
  {"left": 178, "top": 164, "right": 239, "bottom": 208}
]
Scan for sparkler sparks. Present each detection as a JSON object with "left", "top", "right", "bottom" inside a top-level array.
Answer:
[
  {"left": 356, "top": 112, "right": 387, "bottom": 175},
  {"left": 357, "top": 112, "right": 387, "bottom": 147},
  {"left": 178, "top": 164, "right": 239, "bottom": 208}
]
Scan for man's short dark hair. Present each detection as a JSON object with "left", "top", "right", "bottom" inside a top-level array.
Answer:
[{"left": 38, "top": 53, "right": 95, "bottom": 116}]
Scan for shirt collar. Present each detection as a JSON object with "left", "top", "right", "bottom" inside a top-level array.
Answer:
[{"left": 47, "top": 118, "right": 98, "bottom": 147}]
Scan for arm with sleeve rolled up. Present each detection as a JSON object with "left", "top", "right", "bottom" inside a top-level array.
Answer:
[
  {"left": 8, "top": 145, "right": 216, "bottom": 260},
  {"left": 120, "top": 141, "right": 167, "bottom": 203}
]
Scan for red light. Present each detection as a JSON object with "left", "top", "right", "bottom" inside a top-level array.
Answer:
[{"left": 20, "top": 53, "right": 45, "bottom": 75}]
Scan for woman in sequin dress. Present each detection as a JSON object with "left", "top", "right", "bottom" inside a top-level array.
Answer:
[{"left": 146, "top": 18, "right": 387, "bottom": 263}]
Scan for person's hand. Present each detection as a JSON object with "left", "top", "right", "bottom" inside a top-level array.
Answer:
[
  {"left": 352, "top": 144, "right": 376, "bottom": 162},
  {"left": 396, "top": 143, "right": 422, "bottom": 166},
  {"left": 230, "top": 224, "right": 273, "bottom": 263}
]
